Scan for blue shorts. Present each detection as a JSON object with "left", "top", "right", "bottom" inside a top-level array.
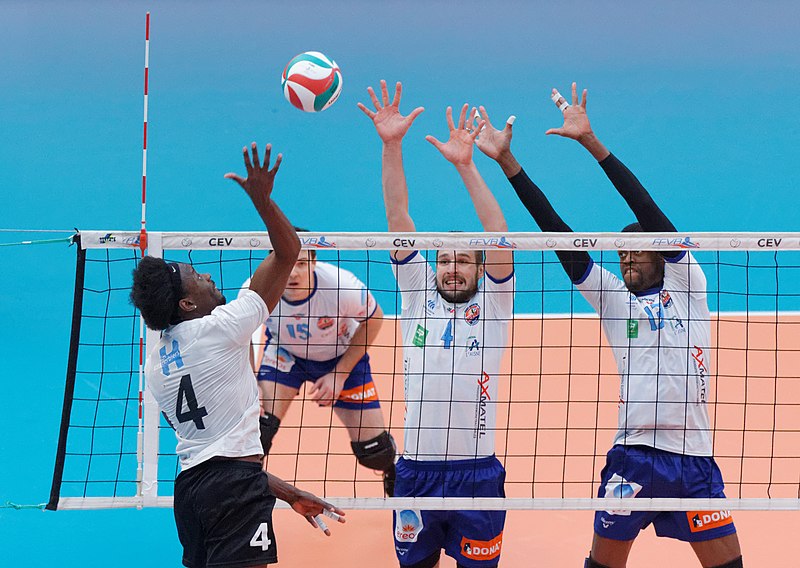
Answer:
[
  {"left": 594, "top": 445, "right": 737, "bottom": 543},
  {"left": 257, "top": 350, "right": 380, "bottom": 410},
  {"left": 393, "top": 456, "right": 506, "bottom": 568}
]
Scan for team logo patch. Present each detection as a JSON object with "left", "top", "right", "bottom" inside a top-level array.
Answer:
[
  {"left": 464, "top": 303, "right": 481, "bottom": 326},
  {"left": 317, "top": 316, "right": 334, "bottom": 330},
  {"left": 460, "top": 533, "right": 502, "bottom": 561},
  {"left": 626, "top": 319, "right": 639, "bottom": 339},
  {"left": 660, "top": 290, "right": 673, "bottom": 308},
  {"left": 687, "top": 510, "right": 733, "bottom": 533},
  {"left": 603, "top": 473, "right": 643, "bottom": 516},
  {"left": 395, "top": 510, "right": 423, "bottom": 543},
  {"left": 466, "top": 336, "right": 480, "bottom": 357}
]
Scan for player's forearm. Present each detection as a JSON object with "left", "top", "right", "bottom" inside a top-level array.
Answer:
[
  {"left": 496, "top": 149, "right": 522, "bottom": 178},
  {"left": 455, "top": 161, "right": 508, "bottom": 232},
  {"left": 382, "top": 142, "right": 416, "bottom": 232},
  {"left": 508, "top": 167, "right": 591, "bottom": 282},
  {"left": 336, "top": 311, "right": 383, "bottom": 374},
  {"left": 598, "top": 154, "right": 677, "bottom": 234},
  {"left": 266, "top": 473, "right": 300, "bottom": 504},
  {"left": 260, "top": 200, "right": 301, "bottom": 262},
  {"left": 577, "top": 132, "right": 611, "bottom": 162}
]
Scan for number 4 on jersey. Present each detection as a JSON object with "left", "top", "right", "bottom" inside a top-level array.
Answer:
[
  {"left": 176, "top": 374, "right": 208, "bottom": 429},
  {"left": 250, "top": 522, "right": 272, "bottom": 551}
]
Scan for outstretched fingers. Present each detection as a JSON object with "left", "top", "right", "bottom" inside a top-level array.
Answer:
[
  {"left": 391, "top": 81, "right": 402, "bottom": 107},
  {"left": 367, "top": 86, "right": 381, "bottom": 111},
  {"left": 445, "top": 106, "right": 455, "bottom": 131},
  {"left": 425, "top": 134, "right": 445, "bottom": 151},
  {"left": 581, "top": 88, "right": 588, "bottom": 109},
  {"left": 407, "top": 106, "right": 425, "bottom": 123},
  {"left": 260, "top": 143, "right": 271, "bottom": 170},
  {"left": 242, "top": 146, "right": 254, "bottom": 174},
  {"left": 457, "top": 103, "right": 468, "bottom": 130},
  {"left": 269, "top": 153, "right": 283, "bottom": 174},
  {"left": 470, "top": 119, "right": 486, "bottom": 141},
  {"left": 571, "top": 82, "right": 578, "bottom": 106},
  {"left": 357, "top": 102, "right": 376, "bottom": 120},
  {"left": 250, "top": 142, "right": 261, "bottom": 170},
  {"left": 478, "top": 105, "right": 495, "bottom": 129},
  {"left": 223, "top": 172, "right": 246, "bottom": 187},
  {"left": 380, "top": 79, "right": 390, "bottom": 107}
]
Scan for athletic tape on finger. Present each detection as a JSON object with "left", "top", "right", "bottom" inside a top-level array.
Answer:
[
  {"left": 314, "top": 515, "right": 329, "bottom": 532},
  {"left": 551, "top": 91, "right": 569, "bottom": 111},
  {"left": 322, "top": 509, "right": 342, "bottom": 521}
]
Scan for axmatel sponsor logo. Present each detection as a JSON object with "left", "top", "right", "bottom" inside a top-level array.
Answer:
[
  {"left": 209, "top": 237, "right": 233, "bottom": 247},
  {"left": 692, "top": 345, "right": 708, "bottom": 403},
  {"left": 475, "top": 372, "right": 491, "bottom": 439},
  {"left": 467, "top": 236, "right": 516, "bottom": 249},
  {"left": 392, "top": 238, "right": 416, "bottom": 247},
  {"left": 301, "top": 236, "right": 336, "bottom": 248},
  {"left": 757, "top": 238, "right": 782, "bottom": 248},
  {"left": 652, "top": 236, "right": 699, "bottom": 249}
]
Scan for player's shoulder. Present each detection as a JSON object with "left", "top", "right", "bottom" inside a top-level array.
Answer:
[{"left": 315, "top": 261, "right": 364, "bottom": 285}]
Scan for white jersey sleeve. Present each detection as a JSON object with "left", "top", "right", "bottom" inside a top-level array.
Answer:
[
  {"left": 391, "top": 251, "right": 437, "bottom": 308},
  {"left": 663, "top": 251, "right": 707, "bottom": 300},
  {"left": 206, "top": 289, "right": 269, "bottom": 347}
]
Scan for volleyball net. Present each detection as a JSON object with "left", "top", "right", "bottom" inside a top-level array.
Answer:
[{"left": 48, "top": 231, "right": 800, "bottom": 512}]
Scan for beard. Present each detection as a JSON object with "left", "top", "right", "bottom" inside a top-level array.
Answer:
[{"left": 436, "top": 282, "right": 478, "bottom": 304}]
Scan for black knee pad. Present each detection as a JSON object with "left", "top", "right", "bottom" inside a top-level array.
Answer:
[
  {"left": 259, "top": 413, "right": 281, "bottom": 456},
  {"left": 584, "top": 556, "right": 612, "bottom": 568},
  {"left": 711, "top": 557, "right": 743, "bottom": 568},
  {"left": 350, "top": 431, "right": 396, "bottom": 472}
]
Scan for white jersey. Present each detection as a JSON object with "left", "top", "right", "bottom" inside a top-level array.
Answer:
[
  {"left": 392, "top": 252, "right": 514, "bottom": 461},
  {"left": 243, "top": 262, "right": 377, "bottom": 365},
  {"left": 145, "top": 290, "right": 269, "bottom": 470},
  {"left": 576, "top": 251, "right": 712, "bottom": 456}
]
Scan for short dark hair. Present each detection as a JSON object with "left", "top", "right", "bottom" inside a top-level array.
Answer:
[
  {"left": 621, "top": 222, "right": 642, "bottom": 233},
  {"left": 130, "top": 256, "right": 181, "bottom": 331}
]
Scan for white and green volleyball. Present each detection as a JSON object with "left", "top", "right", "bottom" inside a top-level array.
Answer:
[{"left": 281, "top": 51, "right": 342, "bottom": 112}]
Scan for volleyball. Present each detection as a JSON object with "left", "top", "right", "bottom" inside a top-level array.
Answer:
[{"left": 281, "top": 51, "right": 342, "bottom": 112}]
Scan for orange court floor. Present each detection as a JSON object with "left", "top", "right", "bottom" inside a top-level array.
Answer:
[{"left": 265, "top": 315, "right": 800, "bottom": 566}]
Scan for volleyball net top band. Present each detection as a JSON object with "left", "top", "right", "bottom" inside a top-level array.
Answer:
[{"left": 48, "top": 231, "right": 800, "bottom": 511}]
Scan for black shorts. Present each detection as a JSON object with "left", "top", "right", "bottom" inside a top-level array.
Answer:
[{"left": 174, "top": 459, "right": 278, "bottom": 568}]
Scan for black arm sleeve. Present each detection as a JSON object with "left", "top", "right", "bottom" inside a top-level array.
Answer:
[
  {"left": 598, "top": 153, "right": 681, "bottom": 258},
  {"left": 508, "top": 168, "right": 591, "bottom": 283}
]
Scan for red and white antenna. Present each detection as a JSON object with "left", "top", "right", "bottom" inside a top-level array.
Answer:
[
  {"left": 139, "top": 11, "right": 150, "bottom": 256},
  {"left": 137, "top": 11, "right": 150, "bottom": 497}
]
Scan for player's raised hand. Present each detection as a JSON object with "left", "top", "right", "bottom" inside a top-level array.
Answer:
[
  {"left": 307, "top": 370, "right": 345, "bottom": 407},
  {"left": 224, "top": 142, "right": 283, "bottom": 205},
  {"left": 472, "top": 105, "right": 515, "bottom": 162},
  {"left": 545, "top": 82, "right": 593, "bottom": 142},
  {"left": 358, "top": 80, "right": 424, "bottom": 144},
  {"left": 426, "top": 104, "right": 485, "bottom": 167}
]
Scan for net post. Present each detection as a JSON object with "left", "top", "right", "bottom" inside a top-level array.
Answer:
[
  {"left": 140, "top": 232, "right": 162, "bottom": 507},
  {"left": 47, "top": 233, "right": 86, "bottom": 511}
]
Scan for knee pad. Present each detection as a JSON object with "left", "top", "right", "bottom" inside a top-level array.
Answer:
[
  {"left": 259, "top": 413, "right": 281, "bottom": 456},
  {"left": 584, "top": 556, "right": 612, "bottom": 568},
  {"left": 351, "top": 431, "right": 396, "bottom": 472},
  {"left": 711, "top": 557, "right": 743, "bottom": 568}
]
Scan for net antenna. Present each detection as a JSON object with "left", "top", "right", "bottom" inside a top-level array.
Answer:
[{"left": 136, "top": 11, "right": 151, "bottom": 502}]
